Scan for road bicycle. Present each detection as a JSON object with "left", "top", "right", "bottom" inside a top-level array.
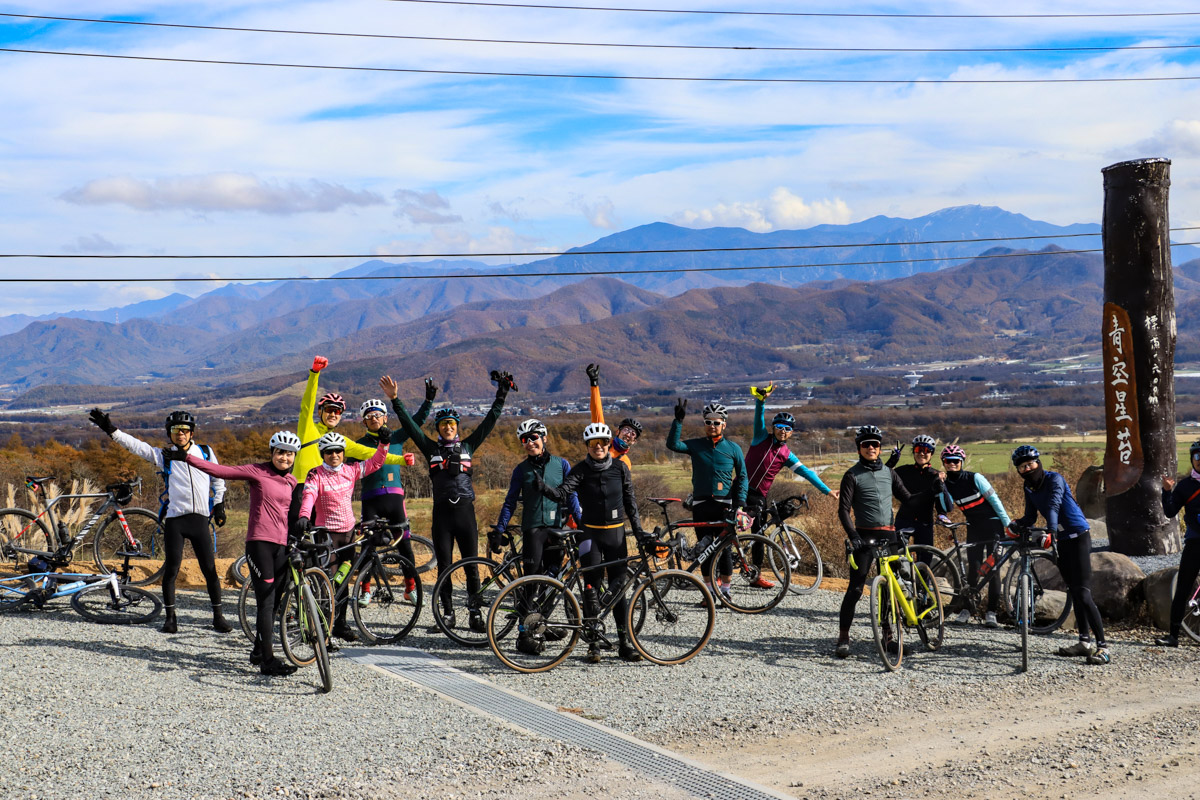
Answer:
[
  {"left": 227, "top": 529, "right": 435, "bottom": 588},
  {"left": 275, "top": 535, "right": 332, "bottom": 693},
  {"left": 1176, "top": 570, "right": 1200, "bottom": 644},
  {"left": 0, "top": 477, "right": 165, "bottom": 587},
  {"left": 1, "top": 539, "right": 161, "bottom": 624},
  {"left": 855, "top": 533, "right": 945, "bottom": 671},
  {"left": 752, "top": 493, "right": 824, "bottom": 594},
  {"left": 487, "top": 531, "right": 715, "bottom": 673},
  {"left": 648, "top": 497, "right": 791, "bottom": 613}
]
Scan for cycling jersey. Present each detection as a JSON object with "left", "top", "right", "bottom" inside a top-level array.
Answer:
[
  {"left": 299, "top": 445, "right": 387, "bottom": 533},
  {"left": 185, "top": 458, "right": 296, "bottom": 545},
  {"left": 744, "top": 396, "right": 831, "bottom": 498},
  {"left": 667, "top": 420, "right": 747, "bottom": 507},
  {"left": 543, "top": 456, "right": 641, "bottom": 531},
  {"left": 1162, "top": 475, "right": 1200, "bottom": 542},
  {"left": 589, "top": 384, "right": 632, "bottom": 469},
  {"left": 837, "top": 458, "right": 912, "bottom": 536},
  {"left": 943, "top": 470, "right": 1010, "bottom": 526},
  {"left": 112, "top": 431, "right": 225, "bottom": 518},
  {"left": 391, "top": 395, "right": 505, "bottom": 503},
  {"left": 497, "top": 453, "right": 582, "bottom": 532},
  {"left": 354, "top": 397, "right": 431, "bottom": 498},
  {"left": 1014, "top": 469, "right": 1089, "bottom": 537}
]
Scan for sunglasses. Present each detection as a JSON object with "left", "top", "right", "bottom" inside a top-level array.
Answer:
[
  {"left": 941, "top": 457, "right": 963, "bottom": 464},
  {"left": 169, "top": 426, "right": 193, "bottom": 435},
  {"left": 520, "top": 433, "right": 542, "bottom": 443},
  {"left": 322, "top": 448, "right": 345, "bottom": 456},
  {"left": 589, "top": 439, "right": 612, "bottom": 447},
  {"left": 773, "top": 425, "right": 793, "bottom": 432},
  {"left": 321, "top": 407, "right": 344, "bottom": 415},
  {"left": 703, "top": 419, "right": 724, "bottom": 426},
  {"left": 913, "top": 445, "right": 934, "bottom": 453},
  {"left": 859, "top": 441, "right": 881, "bottom": 448},
  {"left": 363, "top": 412, "right": 385, "bottom": 421}
]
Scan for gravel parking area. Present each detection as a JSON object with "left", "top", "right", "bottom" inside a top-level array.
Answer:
[{"left": 3, "top": 585, "right": 1198, "bottom": 800}]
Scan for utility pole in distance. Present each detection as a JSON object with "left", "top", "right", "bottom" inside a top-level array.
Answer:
[{"left": 1101, "top": 157, "right": 1179, "bottom": 555}]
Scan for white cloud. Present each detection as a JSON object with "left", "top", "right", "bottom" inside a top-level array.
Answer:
[
  {"left": 673, "top": 188, "right": 852, "bottom": 232},
  {"left": 393, "top": 189, "right": 462, "bottom": 225},
  {"left": 61, "top": 233, "right": 123, "bottom": 254},
  {"left": 60, "top": 174, "right": 385, "bottom": 215},
  {"left": 374, "top": 226, "right": 553, "bottom": 258},
  {"left": 1133, "top": 120, "right": 1200, "bottom": 158},
  {"left": 579, "top": 197, "right": 620, "bottom": 230}
]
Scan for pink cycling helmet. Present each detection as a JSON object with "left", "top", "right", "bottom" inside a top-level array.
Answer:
[{"left": 940, "top": 444, "right": 966, "bottom": 462}]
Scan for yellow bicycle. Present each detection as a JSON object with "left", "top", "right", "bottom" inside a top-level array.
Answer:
[{"left": 854, "top": 534, "right": 945, "bottom": 671}]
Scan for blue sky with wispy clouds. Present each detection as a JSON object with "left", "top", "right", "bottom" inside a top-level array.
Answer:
[{"left": 1, "top": 0, "right": 1199, "bottom": 313}]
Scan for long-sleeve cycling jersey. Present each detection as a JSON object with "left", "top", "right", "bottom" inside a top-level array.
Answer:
[
  {"left": 667, "top": 420, "right": 748, "bottom": 507},
  {"left": 392, "top": 394, "right": 505, "bottom": 503},
  {"left": 837, "top": 458, "right": 912, "bottom": 537},
  {"left": 185, "top": 458, "right": 295, "bottom": 545},
  {"left": 541, "top": 456, "right": 641, "bottom": 532},
  {"left": 112, "top": 430, "right": 225, "bottom": 519},
  {"left": 890, "top": 463, "right": 951, "bottom": 525},
  {"left": 291, "top": 370, "right": 412, "bottom": 483},
  {"left": 1014, "top": 470, "right": 1089, "bottom": 538},
  {"left": 744, "top": 397, "right": 831, "bottom": 498},
  {"left": 354, "top": 397, "right": 431, "bottom": 499},
  {"left": 1163, "top": 474, "right": 1200, "bottom": 543},
  {"left": 298, "top": 445, "right": 387, "bottom": 533},
  {"left": 589, "top": 384, "right": 633, "bottom": 469},
  {"left": 943, "top": 470, "right": 1010, "bottom": 526},
  {"left": 496, "top": 454, "right": 582, "bottom": 532}
]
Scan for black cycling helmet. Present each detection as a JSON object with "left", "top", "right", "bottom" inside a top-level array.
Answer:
[
  {"left": 164, "top": 410, "right": 195, "bottom": 432},
  {"left": 1190, "top": 440, "right": 1200, "bottom": 459},
  {"left": 434, "top": 408, "right": 461, "bottom": 425},
  {"left": 854, "top": 424, "right": 883, "bottom": 446},
  {"left": 772, "top": 412, "right": 796, "bottom": 429},
  {"left": 617, "top": 418, "right": 643, "bottom": 437},
  {"left": 1011, "top": 445, "right": 1040, "bottom": 466}
]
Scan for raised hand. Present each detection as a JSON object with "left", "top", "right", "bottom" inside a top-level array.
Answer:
[
  {"left": 424, "top": 377, "right": 438, "bottom": 402},
  {"left": 88, "top": 408, "right": 117, "bottom": 436},
  {"left": 311, "top": 356, "right": 328, "bottom": 373},
  {"left": 379, "top": 375, "right": 399, "bottom": 400},
  {"left": 674, "top": 398, "right": 687, "bottom": 421},
  {"left": 586, "top": 363, "right": 600, "bottom": 386}
]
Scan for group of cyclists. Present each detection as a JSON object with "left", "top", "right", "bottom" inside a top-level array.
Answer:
[{"left": 84, "top": 355, "right": 1200, "bottom": 678}]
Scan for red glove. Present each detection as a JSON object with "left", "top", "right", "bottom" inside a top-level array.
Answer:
[
  {"left": 1041, "top": 532, "right": 1053, "bottom": 550},
  {"left": 311, "top": 356, "right": 328, "bottom": 372},
  {"left": 403, "top": 452, "right": 416, "bottom": 466}
]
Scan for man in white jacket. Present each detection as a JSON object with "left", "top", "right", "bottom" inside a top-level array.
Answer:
[{"left": 89, "top": 408, "right": 230, "bottom": 634}]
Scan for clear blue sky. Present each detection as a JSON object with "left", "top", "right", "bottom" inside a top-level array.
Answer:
[{"left": 1, "top": 0, "right": 1199, "bottom": 313}]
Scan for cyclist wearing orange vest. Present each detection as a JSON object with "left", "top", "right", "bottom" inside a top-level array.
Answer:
[{"left": 586, "top": 362, "right": 641, "bottom": 470}]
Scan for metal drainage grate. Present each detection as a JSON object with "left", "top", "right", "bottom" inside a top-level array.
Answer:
[{"left": 346, "top": 647, "right": 794, "bottom": 800}]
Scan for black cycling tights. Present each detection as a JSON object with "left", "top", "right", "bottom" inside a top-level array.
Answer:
[
  {"left": 433, "top": 497, "right": 480, "bottom": 609},
  {"left": 246, "top": 540, "right": 288, "bottom": 661},
  {"left": 579, "top": 526, "right": 630, "bottom": 631},
  {"left": 162, "top": 513, "right": 221, "bottom": 609},
  {"left": 692, "top": 499, "right": 733, "bottom": 580},
  {"left": 1169, "top": 537, "right": 1200, "bottom": 637},
  {"left": 839, "top": 535, "right": 877, "bottom": 632},
  {"left": 1057, "top": 532, "right": 1105, "bottom": 646}
]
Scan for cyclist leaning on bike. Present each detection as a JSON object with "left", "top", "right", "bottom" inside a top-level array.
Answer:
[
  {"left": 1011, "top": 445, "right": 1110, "bottom": 665},
  {"left": 1154, "top": 439, "right": 1200, "bottom": 648},
  {"left": 835, "top": 425, "right": 914, "bottom": 659},
  {"left": 495, "top": 419, "right": 582, "bottom": 578},
  {"left": 89, "top": 408, "right": 230, "bottom": 636},
  {"left": 885, "top": 434, "right": 949, "bottom": 568}
]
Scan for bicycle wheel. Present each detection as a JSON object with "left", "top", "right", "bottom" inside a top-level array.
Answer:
[
  {"left": 0, "top": 509, "right": 52, "bottom": 573},
  {"left": 303, "top": 584, "right": 332, "bottom": 694},
  {"left": 487, "top": 575, "right": 580, "bottom": 673},
  {"left": 912, "top": 545, "right": 964, "bottom": 614},
  {"left": 714, "top": 534, "right": 789, "bottom": 614},
  {"left": 432, "top": 556, "right": 518, "bottom": 647},
  {"left": 913, "top": 562, "right": 944, "bottom": 651},
  {"left": 765, "top": 524, "right": 823, "bottom": 594},
  {"left": 280, "top": 579, "right": 323, "bottom": 667},
  {"left": 869, "top": 574, "right": 903, "bottom": 671},
  {"left": 1016, "top": 571, "right": 1032, "bottom": 673},
  {"left": 227, "top": 554, "right": 249, "bottom": 587},
  {"left": 353, "top": 555, "right": 422, "bottom": 644},
  {"left": 0, "top": 575, "right": 36, "bottom": 612},
  {"left": 627, "top": 570, "right": 714, "bottom": 665},
  {"left": 383, "top": 535, "right": 436, "bottom": 578},
  {"left": 305, "top": 567, "right": 335, "bottom": 632},
  {"left": 1003, "top": 551, "right": 1071, "bottom": 634},
  {"left": 92, "top": 508, "right": 166, "bottom": 587},
  {"left": 237, "top": 578, "right": 257, "bottom": 642},
  {"left": 71, "top": 582, "right": 162, "bottom": 624}
]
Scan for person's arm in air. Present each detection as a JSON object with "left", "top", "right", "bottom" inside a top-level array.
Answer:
[
  {"left": 751, "top": 396, "right": 768, "bottom": 446},
  {"left": 784, "top": 452, "right": 833, "bottom": 494},
  {"left": 974, "top": 473, "right": 1011, "bottom": 527},
  {"left": 110, "top": 429, "right": 167, "bottom": 470},
  {"left": 296, "top": 357, "right": 325, "bottom": 444},
  {"left": 387, "top": 392, "right": 434, "bottom": 458},
  {"left": 1162, "top": 476, "right": 1187, "bottom": 518},
  {"left": 496, "top": 464, "right": 523, "bottom": 530},
  {"left": 463, "top": 376, "right": 510, "bottom": 452},
  {"left": 587, "top": 363, "right": 606, "bottom": 425}
]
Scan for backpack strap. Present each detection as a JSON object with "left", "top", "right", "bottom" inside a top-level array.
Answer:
[{"left": 158, "top": 444, "right": 214, "bottom": 522}]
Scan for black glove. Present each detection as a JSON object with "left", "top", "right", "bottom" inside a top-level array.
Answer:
[
  {"left": 376, "top": 426, "right": 392, "bottom": 445},
  {"left": 88, "top": 408, "right": 116, "bottom": 436},
  {"left": 425, "top": 377, "right": 438, "bottom": 402},
  {"left": 586, "top": 363, "right": 600, "bottom": 387},
  {"left": 487, "top": 527, "right": 505, "bottom": 554},
  {"left": 162, "top": 447, "right": 187, "bottom": 462},
  {"left": 891, "top": 442, "right": 905, "bottom": 459},
  {"left": 674, "top": 398, "right": 687, "bottom": 421},
  {"left": 635, "top": 528, "right": 654, "bottom": 544},
  {"left": 211, "top": 502, "right": 226, "bottom": 528},
  {"left": 532, "top": 472, "right": 548, "bottom": 494},
  {"left": 295, "top": 517, "right": 311, "bottom": 535},
  {"left": 848, "top": 534, "right": 864, "bottom": 552}
]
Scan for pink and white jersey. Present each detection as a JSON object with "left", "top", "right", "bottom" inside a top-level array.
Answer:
[{"left": 299, "top": 445, "right": 387, "bottom": 533}]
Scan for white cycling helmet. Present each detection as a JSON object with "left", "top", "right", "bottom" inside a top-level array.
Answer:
[
  {"left": 702, "top": 402, "right": 728, "bottom": 419},
  {"left": 317, "top": 432, "right": 347, "bottom": 452},
  {"left": 269, "top": 430, "right": 301, "bottom": 453},
  {"left": 583, "top": 422, "right": 612, "bottom": 442},
  {"left": 360, "top": 399, "right": 388, "bottom": 419},
  {"left": 516, "top": 418, "right": 548, "bottom": 439}
]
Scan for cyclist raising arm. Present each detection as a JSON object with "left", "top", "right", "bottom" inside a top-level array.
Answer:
[
  {"left": 885, "top": 434, "right": 949, "bottom": 566},
  {"left": 586, "top": 363, "right": 642, "bottom": 470},
  {"left": 1154, "top": 440, "right": 1200, "bottom": 647},
  {"left": 88, "top": 408, "right": 229, "bottom": 636}
]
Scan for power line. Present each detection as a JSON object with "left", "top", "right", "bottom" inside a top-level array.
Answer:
[
  {"left": 7, "top": 13, "right": 1200, "bottom": 54},
  {"left": 382, "top": 0, "right": 1200, "bottom": 20},
  {"left": 5, "top": 46, "right": 1200, "bottom": 84},
  {"left": 5, "top": 242, "right": 1198, "bottom": 283},
  {"left": 9, "top": 227, "right": 1200, "bottom": 260}
]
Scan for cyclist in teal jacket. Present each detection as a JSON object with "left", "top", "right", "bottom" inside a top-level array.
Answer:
[{"left": 668, "top": 398, "right": 747, "bottom": 602}]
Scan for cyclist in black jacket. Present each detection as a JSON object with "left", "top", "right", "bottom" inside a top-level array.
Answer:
[
  {"left": 1156, "top": 440, "right": 1200, "bottom": 647},
  {"left": 537, "top": 422, "right": 646, "bottom": 664},
  {"left": 885, "top": 434, "right": 950, "bottom": 565}
]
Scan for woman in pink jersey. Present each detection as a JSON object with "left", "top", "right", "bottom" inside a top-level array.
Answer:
[
  {"left": 166, "top": 430, "right": 304, "bottom": 677},
  {"left": 295, "top": 430, "right": 389, "bottom": 641}
]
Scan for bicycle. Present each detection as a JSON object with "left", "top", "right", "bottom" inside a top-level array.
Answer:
[
  {"left": 0, "top": 546, "right": 162, "bottom": 624},
  {"left": 854, "top": 532, "right": 945, "bottom": 671},
  {"left": 753, "top": 493, "right": 824, "bottom": 594},
  {"left": 487, "top": 531, "right": 715, "bottom": 673},
  {"left": 276, "top": 535, "right": 332, "bottom": 693},
  {"left": 430, "top": 525, "right": 525, "bottom": 647},
  {"left": 0, "top": 477, "right": 166, "bottom": 587},
  {"left": 648, "top": 497, "right": 791, "bottom": 613},
  {"left": 228, "top": 530, "right": 436, "bottom": 588}
]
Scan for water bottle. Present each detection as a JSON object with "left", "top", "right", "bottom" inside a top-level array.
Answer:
[
  {"left": 56, "top": 522, "right": 70, "bottom": 547},
  {"left": 978, "top": 554, "right": 996, "bottom": 577},
  {"left": 332, "top": 561, "right": 351, "bottom": 586}
]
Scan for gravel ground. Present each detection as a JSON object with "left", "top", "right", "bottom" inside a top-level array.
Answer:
[{"left": 3, "top": 583, "right": 1198, "bottom": 800}]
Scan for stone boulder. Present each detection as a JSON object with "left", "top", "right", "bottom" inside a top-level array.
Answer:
[
  {"left": 1035, "top": 590, "right": 1074, "bottom": 630},
  {"left": 1143, "top": 567, "right": 1179, "bottom": 631},
  {"left": 1076, "top": 466, "right": 1106, "bottom": 519},
  {"left": 1089, "top": 551, "right": 1145, "bottom": 621},
  {"left": 1087, "top": 518, "right": 1108, "bottom": 543}
]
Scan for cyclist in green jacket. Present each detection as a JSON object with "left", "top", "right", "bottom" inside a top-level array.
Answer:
[{"left": 668, "top": 399, "right": 747, "bottom": 603}]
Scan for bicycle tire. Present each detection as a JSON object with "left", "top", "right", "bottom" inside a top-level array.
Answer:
[
  {"left": 92, "top": 508, "right": 167, "bottom": 587},
  {"left": 1002, "top": 550, "right": 1071, "bottom": 634},
  {"left": 487, "top": 575, "right": 580, "bottom": 673},
  {"left": 869, "top": 574, "right": 903, "bottom": 671},
  {"left": 1179, "top": 575, "right": 1200, "bottom": 643},
  {"left": 383, "top": 534, "right": 436, "bottom": 578},
  {"left": 1017, "top": 571, "right": 1032, "bottom": 673},
  {"left": 237, "top": 578, "right": 256, "bottom": 642},
  {"left": 305, "top": 567, "right": 335, "bottom": 633},
  {"left": 764, "top": 523, "right": 823, "bottom": 594},
  {"left": 352, "top": 555, "right": 422, "bottom": 644},
  {"left": 911, "top": 545, "right": 963, "bottom": 614},
  {"left": 228, "top": 554, "right": 250, "bottom": 587},
  {"left": 432, "top": 556, "right": 519, "bottom": 647},
  {"left": 0, "top": 575, "right": 37, "bottom": 612},
  {"left": 913, "top": 561, "right": 944, "bottom": 651},
  {"left": 714, "top": 533, "right": 789, "bottom": 614},
  {"left": 627, "top": 569, "right": 714, "bottom": 665},
  {"left": 0, "top": 509, "right": 53, "bottom": 573},
  {"left": 280, "top": 576, "right": 324, "bottom": 667},
  {"left": 303, "top": 584, "right": 332, "bottom": 694},
  {"left": 71, "top": 582, "right": 162, "bottom": 624}
]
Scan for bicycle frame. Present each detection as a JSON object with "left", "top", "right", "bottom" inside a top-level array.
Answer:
[
  {"left": 8, "top": 479, "right": 145, "bottom": 563},
  {"left": 872, "top": 546, "right": 926, "bottom": 627}
]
